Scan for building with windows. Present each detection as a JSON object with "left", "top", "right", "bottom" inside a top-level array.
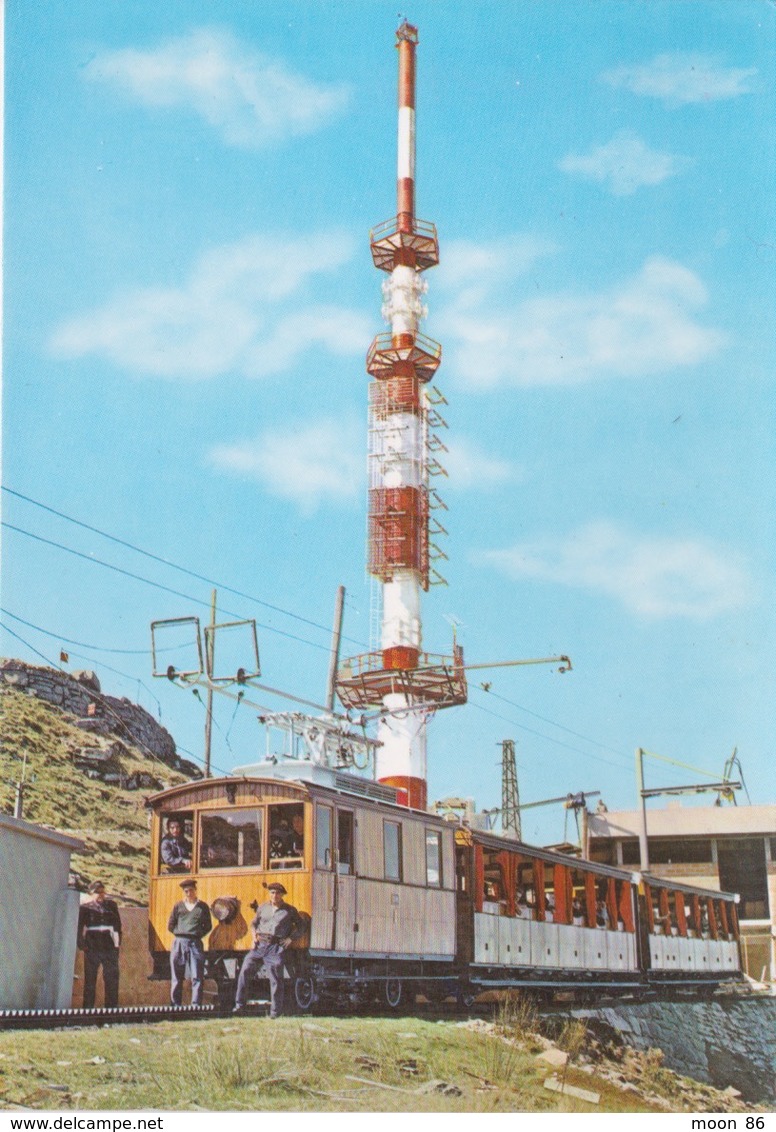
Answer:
[{"left": 587, "top": 802, "right": 776, "bottom": 981}]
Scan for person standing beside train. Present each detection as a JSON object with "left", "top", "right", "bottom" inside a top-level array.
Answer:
[
  {"left": 168, "top": 879, "right": 212, "bottom": 1006},
  {"left": 77, "top": 880, "right": 122, "bottom": 1008},
  {"left": 232, "top": 882, "right": 304, "bottom": 1018}
]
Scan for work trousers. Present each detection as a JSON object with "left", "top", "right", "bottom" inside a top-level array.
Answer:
[
  {"left": 83, "top": 948, "right": 120, "bottom": 1008},
  {"left": 170, "top": 937, "right": 205, "bottom": 1005},
  {"left": 235, "top": 942, "right": 286, "bottom": 1017}
]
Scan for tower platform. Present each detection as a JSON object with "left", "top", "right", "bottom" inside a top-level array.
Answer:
[{"left": 336, "top": 647, "right": 468, "bottom": 712}]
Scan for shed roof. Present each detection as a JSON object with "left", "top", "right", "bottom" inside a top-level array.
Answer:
[
  {"left": 589, "top": 803, "right": 776, "bottom": 840},
  {"left": 0, "top": 812, "right": 84, "bottom": 851}
]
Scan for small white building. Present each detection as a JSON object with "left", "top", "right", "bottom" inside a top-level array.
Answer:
[{"left": 0, "top": 813, "right": 83, "bottom": 1009}]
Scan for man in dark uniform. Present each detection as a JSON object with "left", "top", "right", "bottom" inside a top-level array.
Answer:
[
  {"left": 161, "top": 818, "right": 192, "bottom": 873},
  {"left": 77, "top": 880, "right": 122, "bottom": 1008},
  {"left": 233, "top": 882, "right": 304, "bottom": 1018},
  {"left": 168, "top": 879, "right": 212, "bottom": 1005}
]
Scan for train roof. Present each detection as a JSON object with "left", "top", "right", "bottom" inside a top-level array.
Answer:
[
  {"left": 459, "top": 825, "right": 637, "bottom": 882},
  {"left": 639, "top": 871, "right": 739, "bottom": 903},
  {"left": 145, "top": 766, "right": 452, "bottom": 827},
  {"left": 457, "top": 827, "right": 740, "bottom": 902}
]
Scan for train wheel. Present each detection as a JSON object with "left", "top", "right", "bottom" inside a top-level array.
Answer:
[
  {"left": 293, "top": 974, "right": 317, "bottom": 1013},
  {"left": 383, "top": 977, "right": 406, "bottom": 1010}
]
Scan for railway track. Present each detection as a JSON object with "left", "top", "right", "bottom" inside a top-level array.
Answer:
[
  {"left": 0, "top": 982, "right": 740, "bottom": 1031},
  {"left": 0, "top": 1004, "right": 217, "bottom": 1031}
]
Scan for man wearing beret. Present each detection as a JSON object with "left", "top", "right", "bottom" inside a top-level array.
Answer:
[
  {"left": 168, "top": 879, "right": 212, "bottom": 1006},
  {"left": 77, "top": 880, "right": 122, "bottom": 1008},
  {"left": 233, "top": 883, "right": 304, "bottom": 1018}
]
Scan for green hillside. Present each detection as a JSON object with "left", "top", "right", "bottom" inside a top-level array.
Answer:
[{"left": 0, "top": 687, "right": 191, "bottom": 903}]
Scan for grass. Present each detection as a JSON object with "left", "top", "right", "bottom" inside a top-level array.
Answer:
[
  {"left": 0, "top": 1015, "right": 676, "bottom": 1113},
  {"left": 0, "top": 687, "right": 189, "bottom": 902}
]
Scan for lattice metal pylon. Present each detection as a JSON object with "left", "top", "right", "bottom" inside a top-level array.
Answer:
[{"left": 501, "top": 738, "right": 521, "bottom": 839}]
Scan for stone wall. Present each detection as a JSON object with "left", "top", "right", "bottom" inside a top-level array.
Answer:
[
  {"left": 557, "top": 997, "right": 776, "bottom": 1105},
  {"left": 0, "top": 658, "right": 197, "bottom": 775}
]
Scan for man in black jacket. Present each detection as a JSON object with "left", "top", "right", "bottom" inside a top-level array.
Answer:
[
  {"left": 77, "top": 880, "right": 122, "bottom": 1008},
  {"left": 168, "top": 879, "right": 212, "bottom": 1006}
]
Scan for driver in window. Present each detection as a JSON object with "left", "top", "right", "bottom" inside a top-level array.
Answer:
[{"left": 161, "top": 819, "right": 192, "bottom": 873}]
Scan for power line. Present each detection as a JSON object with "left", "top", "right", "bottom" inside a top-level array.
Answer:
[
  {"left": 468, "top": 696, "right": 621, "bottom": 768},
  {"left": 2, "top": 522, "right": 330, "bottom": 654},
  {"left": 479, "top": 684, "right": 633, "bottom": 764},
  {"left": 1, "top": 608, "right": 153, "bottom": 655},
  {"left": 0, "top": 622, "right": 176, "bottom": 773},
  {"left": 3, "top": 487, "right": 368, "bottom": 649}
]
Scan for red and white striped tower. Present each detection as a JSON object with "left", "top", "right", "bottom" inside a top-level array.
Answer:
[{"left": 336, "top": 22, "right": 467, "bottom": 809}]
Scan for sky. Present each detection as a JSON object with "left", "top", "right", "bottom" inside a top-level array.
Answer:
[{"left": 2, "top": 0, "right": 775, "bottom": 846}]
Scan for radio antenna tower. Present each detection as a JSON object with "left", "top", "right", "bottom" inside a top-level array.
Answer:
[
  {"left": 336, "top": 21, "right": 467, "bottom": 808},
  {"left": 500, "top": 739, "right": 521, "bottom": 839}
]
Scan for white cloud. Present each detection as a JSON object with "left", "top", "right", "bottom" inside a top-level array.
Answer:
[
  {"left": 50, "top": 232, "right": 371, "bottom": 379},
  {"left": 601, "top": 52, "right": 757, "bottom": 106},
  {"left": 208, "top": 417, "right": 363, "bottom": 513},
  {"left": 436, "top": 243, "right": 726, "bottom": 389},
  {"left": 477, "top": 520, "right": 753, "bottom": 620},
  {"left": 442, "top": 438, "right": 522, "bottom": 491},
  {"left": 558, "top": 130, "right": 691, "bottom": 195},
  {"left": 84, "top": 27, "right": 349, "bottom": 147}
]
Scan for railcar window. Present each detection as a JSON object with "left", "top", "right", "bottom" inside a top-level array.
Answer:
[
  {"left": 595, "top": 880, "right": 611, "bottom": 929},
  {"left": 384, "top": 820, "right": 402, "bottom": 882},
  {"left": 268, "top": 803, "right": 305, "bottom": 869},
  {"left": 337, "top": 810, "right": 354, "bottom": 875},
  {"left": 425, "top": 829, "right": 442, "bottom": 887},
  {"left": 570, "top": 870, "right": 590, "bottom": 925},
  {"left": 516, "top": 862, "right": 535, "bottom": 918},
  {"left": 482, "top": 849, "right": 505, "bottom": 913},
  {"left": 159, "top": 812, "right": 194, "bottom": 874},
  {"left": 200, "top": 809, "right": 262, "bottom": 869},
  {"left": 316, "top": 804, "right": 333, "bottom": 870}
]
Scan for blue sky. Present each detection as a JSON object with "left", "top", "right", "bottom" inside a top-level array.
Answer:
[{"left": 3, "top": 0, "right": 774, "bottom": 845}]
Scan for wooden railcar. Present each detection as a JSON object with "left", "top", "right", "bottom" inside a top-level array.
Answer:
[
  {"left": 638, "top": 872, "right": 741, "bottom": 984},
  {"left": 454, "top": 827, "right": 742, "bottom": 996},
  {"left": 455, "top": 828, "right": 642, "bottom": 995},
  {"left": 146, "top": 770, "right": 457, "bottom": 1009}
]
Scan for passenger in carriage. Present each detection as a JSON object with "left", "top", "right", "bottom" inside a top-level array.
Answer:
[
  {"left": 544, "top": 893, "right": 555, "bottom": 922},
  {"left": 595, "top": 898, "right": 609, "bottom": 929},
  {"left": 572, "top": 898, "right": 585, "bottom": 927},
  {"left": 700, "top": 900, "right": 711, "bottom": 938},
  {"left": 515, "top": 887, "right": 531, "bottom": 919}
]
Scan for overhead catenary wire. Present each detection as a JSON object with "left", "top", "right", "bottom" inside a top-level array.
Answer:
[
  {"left": 0, "top": 622, "right": 185, "bottom": 774},
  {"left": 2, "top": 522, "right": 331, "bottom": 654},
  {"left": 2, "top": 487, "right": 369, "bottom": 649},
  {"left": 1, "top": 609, "right": 164, "bottom": 716}
]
